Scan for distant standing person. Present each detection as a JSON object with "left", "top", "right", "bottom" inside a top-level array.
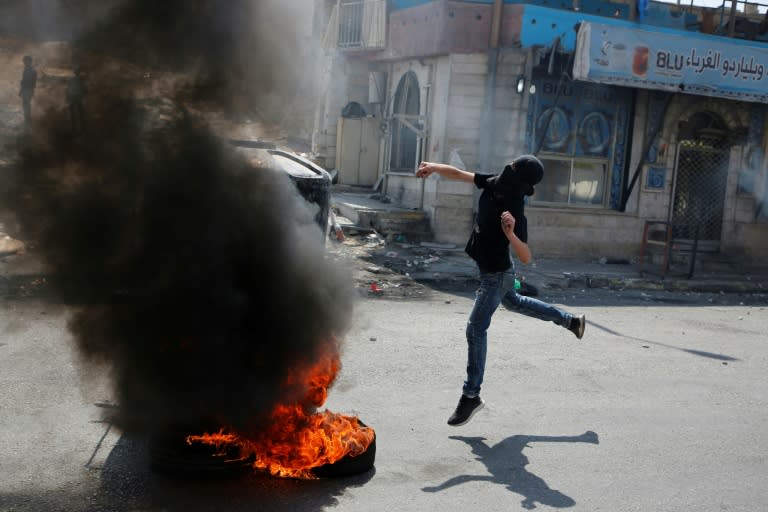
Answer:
[
  {"left": 19, "top": 55, "right": 37, "bottom": 128},
  {"left": 416, "top": 155, "right": 586, "bottom": 427},
  {"left": 66, "top": 67, "right": 88, "bottom": 135}
]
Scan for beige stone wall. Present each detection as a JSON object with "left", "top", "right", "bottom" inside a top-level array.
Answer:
[
  {"left": 420, "top": 53, "right": 490, "bottom": 243},
  {"left": 721, "top": 145, "right": 768, "bottom": 258},
  {"left": 528, "top": 208, "right": 646, "bottom": 259},
  {"left": 731, "top": 222, "right": 768, "bottom": 259},
  {"left": 443, "top": 53, "right": 488, "bottom": 170},
  {"left": 428, "top": 178, "right": 476, "bottom": 244}
]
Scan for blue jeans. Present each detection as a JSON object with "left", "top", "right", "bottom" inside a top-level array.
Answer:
[{"left": 463, "top": 268, "right": 573, "bottom": 398}]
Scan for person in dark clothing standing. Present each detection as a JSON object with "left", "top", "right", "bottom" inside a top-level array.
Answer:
[
  {"left": 19, "top": 55, "right": 37, "bottom": 128},
  {"left": 66, "top": 67, "right": 88, "bottom": 135},
  {"left": 416, "top": 155, "right": 586, "bottom": 426}
]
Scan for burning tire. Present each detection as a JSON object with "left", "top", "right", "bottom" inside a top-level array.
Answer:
[
  {"left": 149, "top": 425, "right": 376, "bottom": 479},
  {"left": 311, "top": 427, "right": 376, "bottom": 478},
  {"left": 149, "top": 428, "right": 255, "bottom": 478}
]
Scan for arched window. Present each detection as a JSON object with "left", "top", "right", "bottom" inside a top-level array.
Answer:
[{"left": 389, "top": 71, "right": 421, "bottom": 173}]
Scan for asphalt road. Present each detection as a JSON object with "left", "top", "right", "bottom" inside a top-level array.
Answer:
[{"left": 1, "top": 286, "right": 767, "bottom": 512}]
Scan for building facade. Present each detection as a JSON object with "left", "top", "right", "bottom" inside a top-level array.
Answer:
[{"left": 313, "top": 0, "right": 768, "bottom": 265}]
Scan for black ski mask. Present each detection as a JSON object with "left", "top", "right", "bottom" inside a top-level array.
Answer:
[
  {"left": 492, "top": 155, "right": 544, "bottom": 198},
  {"left": 496, "top": 155, "right": 544, "bottom": 197}
]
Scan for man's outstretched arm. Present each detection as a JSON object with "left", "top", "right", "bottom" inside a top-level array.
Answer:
[{"left": 416, "top": 161, "right": 475, "bottom": 183}]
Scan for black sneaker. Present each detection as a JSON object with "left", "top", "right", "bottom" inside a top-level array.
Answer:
[
  {"left": 569, "top": 314, "right": 586, "bottom": 339},
  {"left": 447, "top": 395, "right": 485, "bottom": 426}
]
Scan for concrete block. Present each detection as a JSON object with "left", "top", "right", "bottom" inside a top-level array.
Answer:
[{"left": 386, "top": 175, "right": 423, "bottom": 208}]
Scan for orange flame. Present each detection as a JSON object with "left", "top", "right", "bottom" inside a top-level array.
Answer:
[{"left": 187, "top": 345, "right": 375, "bottom": 479}]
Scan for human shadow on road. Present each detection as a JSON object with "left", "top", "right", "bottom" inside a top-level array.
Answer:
[
  {"left": 589, "top": 319, "right": 739, "bottom": 361},
  {"left": 421, "top": 431, "right": 599, "bottom": 509}
]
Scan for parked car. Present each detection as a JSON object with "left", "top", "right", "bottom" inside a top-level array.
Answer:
[{"left": 227, "top": 139, "right": 332, "bottom": 239}]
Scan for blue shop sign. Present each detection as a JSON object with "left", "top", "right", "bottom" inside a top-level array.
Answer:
[{"left": 574, "top": 22, "right": 768, "bottom": 103}]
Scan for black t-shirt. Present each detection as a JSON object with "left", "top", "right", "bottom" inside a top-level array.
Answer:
[{"left": 464, "top": 173, "right": 528, "bottom": 273}]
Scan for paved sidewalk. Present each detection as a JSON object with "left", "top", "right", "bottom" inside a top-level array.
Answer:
[
  {"left": 332, "top": 189, "right": 768, "bottom": 295},
  {"left": 361, "top": 238, "right": 768, "bottom": 295}
]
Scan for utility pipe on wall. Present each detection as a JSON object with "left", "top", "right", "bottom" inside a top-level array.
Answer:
[
  {"left": 478, "top": 0, "right": 504, "bottom": 174},
  {"left": 490, "top": 0, "right": 503, "bottom": 49}
]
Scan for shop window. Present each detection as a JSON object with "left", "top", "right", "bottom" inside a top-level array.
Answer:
[
  {"left": 527, "top": 78, "right": 631, "bottom": 209},
  {"left": 534, "top": 157, "right": 607, "bottom": 206}
]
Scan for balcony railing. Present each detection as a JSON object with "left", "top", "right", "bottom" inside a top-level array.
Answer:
[{"left": 325, "top": 0, "right": 386, "bottom": 50}]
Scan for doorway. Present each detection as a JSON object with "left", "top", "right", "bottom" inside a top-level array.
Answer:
[{"left": 671, "top": 111, "right": 730, "bottom": 251}]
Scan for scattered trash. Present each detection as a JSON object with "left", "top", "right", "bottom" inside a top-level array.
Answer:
[
  {"left": 385, "top": 251, "right": 398, "bottom": 258},
  {"left": 369, "top": 282, "right": 382, "bottom": 294},
  {"left": 369, "top": 337, "right": 377, "bottom": 341}
]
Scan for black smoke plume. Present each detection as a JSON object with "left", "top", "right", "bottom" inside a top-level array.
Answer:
[{"left": 10, "top": 0, "right": 353, "bottom": 436}]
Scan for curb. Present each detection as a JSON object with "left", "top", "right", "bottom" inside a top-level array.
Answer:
[{"left": 557, "top": 273, "right": 767, "bottom": 294}]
